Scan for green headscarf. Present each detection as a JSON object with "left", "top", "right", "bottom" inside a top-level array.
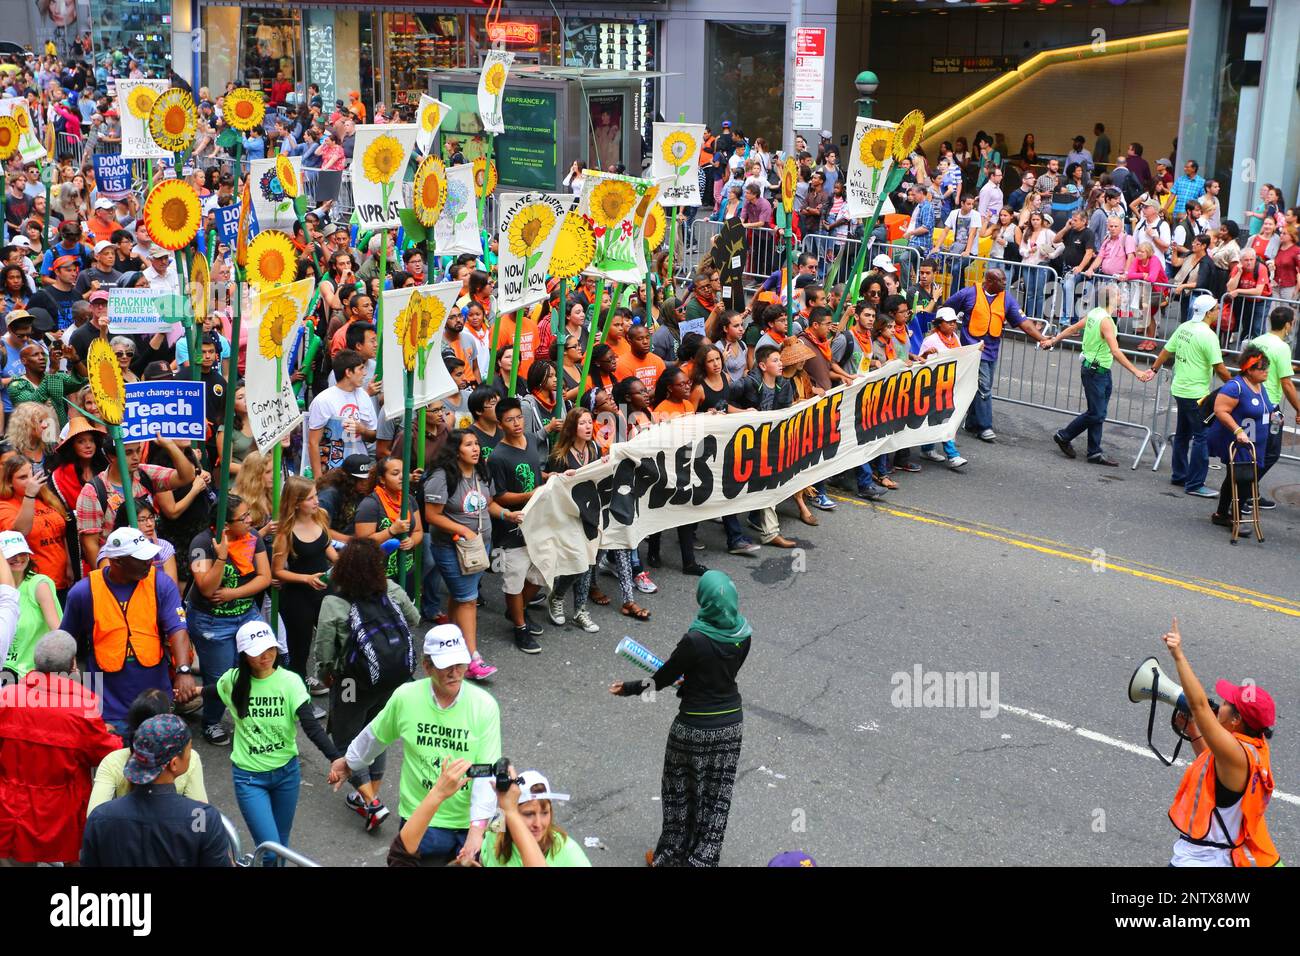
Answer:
[{"left": 689, "top": 570, "right": 752, "bottom": 645}]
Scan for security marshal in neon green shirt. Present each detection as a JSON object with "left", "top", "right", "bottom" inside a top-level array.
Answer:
[{"left": 333, "top": 625, "right": 501, "bottom": 865}]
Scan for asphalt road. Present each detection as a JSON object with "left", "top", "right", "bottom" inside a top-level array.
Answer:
[{"left": 197, "top": 396, "right": 1300, "bottom": 867}]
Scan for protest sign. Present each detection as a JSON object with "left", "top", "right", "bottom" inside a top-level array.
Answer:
[
  {"left": 93, "top": 154, "right": 134, "bottom": 199},
  {"left": 121, "top": 381, "right": 206, "bottom": 444}
]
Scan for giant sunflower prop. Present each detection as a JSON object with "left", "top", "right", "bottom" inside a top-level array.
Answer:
[
  {"left": 258, "top": 295, "right": 299, "bottom": 361},
  {"left": 142, "top": 179, "right": 201, "bottom": 251},
  {"left": 393, "top": 291, "right": 424, "bottom": 372},
  {"left": 859, "top": 129, "right": 893, "bottom": 170},
  {"left": 641, "top": 202, "right": 667, "bottom": 252},
  {"left": 224, "top": 88, "right": 265, "bottom": 133},
  {"left": 247, "top": 230, "right": 296, "bottom": 288},
  {"left": 419, "top": 100, "right": 443, "bottom": 134},
  {"left": 189, "top": 252, "right": 210, "bottom": 326},
  {"left": 548, "top": 213, "right": 596, "bottom": 279},
  {"left": 148, "top": 88, "right": 196, "bottom": 153},
  {"left": 781, "top": 157, "right": 798, "bottom": 214},
  {"left": 413, "top": 155, "right": 447, "bottom": 227},
  {"left": 660, "top": 130, "right": 696, "bottom": 175},
  {"left": 588, "top": 178, "right": 638, "bottom": 228},
  {"left": 892, "top": 110, "right": 926, "bottom": 164},
  {"left": 11, "top": 104, "right": 30, "bottom": 136},
  {"left": 276, "top": 154, "right": 300, "bottom": 199},
  {"left": 362, "top": 134, "right": 405, "bottom": 185},
  {"left": 88, "top": 338, "right": 126, "bottom": 425},
  {"left": 125, "top": 86, "right": 158, "bottom": 120},
  {"left": 484, "top": 63, "right": 507, "bottom": 97},
  {"left": 472, "top": 157, "right": 497, "bottom": 199},
  {"left": 507, "top": 201, "right": 557, "bottom": 259},
  {"left": 416, "top": 294, "right": 447, "bottom": 347},
  {"left": 0, "top": 117, "right": 18, "bottom": 161}
]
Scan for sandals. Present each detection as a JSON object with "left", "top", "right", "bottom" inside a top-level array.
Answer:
[
  {"left": 877, "top": 476, "right": 900, "bottom": 490},
  {"left": 621, "top": 601, "right": 651, "bottom": 621},
  {"left": 588, "top": 584, "right": 611, "bottom": 606},
  {"left": 1138, "top": 339, "right": 1157, "bottom": 352}
]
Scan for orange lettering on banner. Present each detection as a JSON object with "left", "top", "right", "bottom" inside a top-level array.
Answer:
[
  {"left": 758, "top": 427, "right": 773, "bottom": 478},
  {"left": 895, "top": 370, "right": 913, "bottom": 420},
  {"left": 912, "top": 366, "right": 932, "bottom": 418},
  {"left": 731, "top": 429, "right": 753, "bottom": 484},
  {"left": 828, "top": 393, "right": 843, "bottom": 444},
  {"left": 801, "top": 408, "right": 815, "bottom": 458},
  {"left": 879, "top": 376, "right": 897, "bottom": 425},
  {"left": 934, "top": 361, "right": 955, "bottom": 414}
]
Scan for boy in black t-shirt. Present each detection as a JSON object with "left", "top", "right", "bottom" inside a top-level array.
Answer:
[{"left": 487, "top": 397, "right": 545, "bottom": 655}]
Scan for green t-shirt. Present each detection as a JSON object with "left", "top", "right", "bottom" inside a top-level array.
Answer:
[
  {"left": 368, "top": 679, "right": 501, "bottom": 828},
  {"left": 480, "top": 827, "right": 592, "bottom": 867},
  {"left": 1081, "top": 311, "right": 1114, "bottom": 371},
  {"left": 1251, "top": 332, "right": 1295, "bottom": 407},
  {"left": 217, "top": 666, "right": 310, "bottom": 772},
  {"left": 5, "top": 574, "right": 60, "bottom": 676},
  {"left": 1166, "top": 321, "right": 1223, "bottom": 400}
]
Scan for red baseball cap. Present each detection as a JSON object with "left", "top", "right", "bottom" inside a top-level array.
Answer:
[
  {"left": 1215, "top": 679, "right": 1276, "bottom": 732},
  {"left": 52, "top": 254, "right": 79, "bottom": 270}
]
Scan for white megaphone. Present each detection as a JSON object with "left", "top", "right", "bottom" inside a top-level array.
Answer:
[
  {"left": 1128, "top": 656, "right": 1191, "bottom": 766},
  {"left": 1128, "top": 656, "right": 1188, "bottom": 713}
]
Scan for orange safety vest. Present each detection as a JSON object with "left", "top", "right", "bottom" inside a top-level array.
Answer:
[
  {"left": 699, "top": 134, "right": 715, "bottom": 166},
  {"left": 89, "top": 567, "right": 163, "bottom": 673},
  {"left": 1168, "top": 732, "right": 1279, "bottom": 867},
  {"left": 966, "top": 289, "right": 1006, "bottom": 339}
]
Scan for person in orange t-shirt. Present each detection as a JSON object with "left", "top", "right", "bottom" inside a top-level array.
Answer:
[
  {"left": 0, "top": 456, "right": 72, "bottom": 591},
  {"left": 615, "top": 324, "right": 665, "bottom": 393},
  {"left": 651, "top": 366, "right": 697, "bottom": 423},
  {"left": 489, "top": 306, "right": 539, "bottom": 385},
  {"left": 604, "top": 308, "right": 634, "bottom": 364}
]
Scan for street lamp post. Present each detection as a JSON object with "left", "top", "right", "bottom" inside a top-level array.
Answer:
[{"left": 855, "top": 70, "right": 879, "bottom": 118}]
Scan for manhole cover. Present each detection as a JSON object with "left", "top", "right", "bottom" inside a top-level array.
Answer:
[{"left": 1271, "top": 483, "right": 1300, "bottom": 507}]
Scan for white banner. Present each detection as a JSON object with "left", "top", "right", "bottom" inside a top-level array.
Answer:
[
  {"left": 348, "top": 123, "right": 419, "bottom": 230},
  {"left": 433, "top": 162, "right": 482, "bottom": 257},
  {"left": 651, "top": 123, "right": 705, "bottom": 207},
  {"left": 107, "top": 287, "right": 183, "bottom": 334},
  {"left": 845, "top": 117, "right": 898, "bottom": 220},
  {"left": 0, "top": 100, "right": 46, "bottom": 163},
  {"left": 245, "top": 277, "right": 315, "bottom": 453},
  {"left": 415, "top": 95, "right": 451, "bottom": 156},
  {"left": 379, "top": 282, "right": 461, "bottom": 422},
  {"left": 115, "top": 79, "right": 171, "bottom": 159},
  {"left": 521, "top": 347, "right": 982, "bottom": 583},
  {"left": 249, "top": 156, "right": 301, "bottom": 232},
  {"left": 477, "top": 50, "right": 513, "bottom": 135},
  {"left": 496, "top": 191, "right": 577, "bottom": 315}
]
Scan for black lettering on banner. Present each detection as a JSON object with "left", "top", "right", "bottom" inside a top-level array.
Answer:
[
  {"left": 852, "top": 359, "right": 958, "bottom": 444},
  {"left": 721, "top": 395, "right": 843, "bottom": 498},
  {"left": 568, "top": 437, "right": 719, "bottom": 536}
]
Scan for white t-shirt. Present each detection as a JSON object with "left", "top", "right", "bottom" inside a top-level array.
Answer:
[
  {"left": 1132, "top": 218, "right": 1171, "bottom": 268},
  {"left": 307, "top": 384, "right": 378, "bottom": 472},
  {"left": 944, "top": 209, "right": 982, "bottom": 253}
]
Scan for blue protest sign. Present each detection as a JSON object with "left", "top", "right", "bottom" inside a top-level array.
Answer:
[
  {"left": 215, "top": 203, "right": 242, "bottom": 246},
  {"left": 94, "top": 154, "right": 134, "bottom": 199},
  {"left": 122, "top": 381, "right": 207, "bottom": 444}
]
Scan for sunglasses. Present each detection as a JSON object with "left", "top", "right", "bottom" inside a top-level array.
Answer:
[{"left": 114, "top": 350, "right": 134, "bottom": 358}]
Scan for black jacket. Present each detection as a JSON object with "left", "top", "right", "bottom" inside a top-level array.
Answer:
[
  {"left": 728, "top": 368, "right": 795, "bottom": 412},
  {"left": 81, "top": 784, "right": 233, "bottom": 867}
]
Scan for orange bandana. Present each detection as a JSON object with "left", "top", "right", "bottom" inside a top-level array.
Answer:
[{"left": 227, "top": 533, "right": 256, "bottom": 576}]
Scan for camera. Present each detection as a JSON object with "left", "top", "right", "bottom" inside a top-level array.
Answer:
[{"left": 466, "top": 757, "right": 525, "bottom": 793}]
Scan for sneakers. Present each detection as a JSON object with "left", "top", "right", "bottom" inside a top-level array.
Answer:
[
  {"left": 514, "top": 627, "right": 542, "bottom": 654},
  {"left": 571, "top": 608, "right": 600, "bottom": 632},
  {"left": 311, "top": 703, "right": 327, "bottom": 720},
  {"left": 728, "top": 538, "right": 761, "bottom": 555},
  {"left": 978, "top": 429, "right": 997, "bottom": 442},
  {"left": 305, "top": 676, "right": 329, "bottom": 697},
  {"left": 1256, "top": 496, "right": 1276, "bottom": 510},
  {"left": 811, "top": 493, "right": 837, "bottom": 511},
  {"left": 547, "top": 595, "right": 566, "bottom": 626},
  {"left": 1210, "top": 514, "right": 1252, "bottom": 536},
  {"left": 504, "top": 609, "right": 542, "bottom": 635},
  {"left": 921, "top": 449, "right": 947, "bottom": 463},
  {"left": 857, "top": 484, "right": 886, "bottom": 501},
  {"left": 466, "top": 656, "right": 498, "bottom": 680},
  {"left": 346, "top": 793, "right": 391, "bottom": 833},
  {"left": 895, "top": 462, "right": 922, "bottom": 473},
  {"left": 528, "top": 591, "right": 547, "bottom": 608},
  {"left": 1185, "top": 486, "right": 1218, "bottom": 499},
  {"left": 948, "top": 456, "right": 968, "bottom": 470},
  {"left": 203, "top": 724, "right": 231, "bottom": 747},
  {"left": 633, "top": 571, "right": 658, "bottom": 594}
]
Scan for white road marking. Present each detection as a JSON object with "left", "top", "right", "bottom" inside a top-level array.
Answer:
[{"left": 999, "top": 702, "right": 1300, "bottom": 808}]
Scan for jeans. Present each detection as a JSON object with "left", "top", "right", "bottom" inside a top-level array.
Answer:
[
  {"left": 965, "top": 358, "right": 996, "bottom": 432},
  {"left": 1171, "top": 395, "right": 1210, "bottom": 492},
  {"left": 921, "top": 440, "right": 960, "bottom": 459},
  {"left": 1060, "top": 270, "right": 1090, "bottom": 322},
  {"left": 1259, "top": 423, "right": 1282, "bottom": 482},
  {"left": 1022, "top": 266, "right": 1047, "bottom": 319},
  {"left": 855, "top": 463, "right": 879, "bottom": 491},
  {"left": 420, "top": 536, "right": 444, "bottom": 618},
  {"left": 398, "top": 821, "right": 467, "bottom": 865},
  {"left": 190, "top": 604, "right": 264, "bottom": 728},
  {"left": 232, "top": 758, "right": 301, "bottom": 866},
  {"left": 431, "top": 542, "right": 482, "bottom": 603},
  {"left": 721, "top": 515, "right": 751, "bottom": 549},
  {"left": 1058, "top": 364, "right": 1112, "bottom": 459}
]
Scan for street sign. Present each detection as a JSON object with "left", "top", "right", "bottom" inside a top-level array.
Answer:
[{"left": 793, "top": 27, "right": 826, "bottom": 131}]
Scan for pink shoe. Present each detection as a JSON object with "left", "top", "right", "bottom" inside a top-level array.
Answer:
[{"left": 466, "top": 657, "right": 497, "bottom": 680}]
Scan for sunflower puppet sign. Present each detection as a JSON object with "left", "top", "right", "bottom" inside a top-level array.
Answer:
[
  {"left": 477, "top": 50, "right": 513, "bottom": 135},
  {"left": 415, "top": 94, "right": 450, "bottom": 156},
  {"left": 0, "top": 100, "right": 47, "bottom": 163},
  {"left": 250, "top": 156, "right": 302, "bottom": 232},
  {"left": 116, "top": 78, "right": 171, "bottom": 159},
  {"left": 349, "top": 124, "right": 419, "bottom": 229},
  {"left": 379, "top": 282, "right": 461, "bottom": 420},
  {"left": 845, "top": 110, "right": 923, "bottom": 219},
  {"left": 651, "top": 123, "right": 705, "bottom": 206},
  {"left": 245, "top": 277, "right": 315, "bottom": 453},
  {"left": 496, "top": 192, "right": 577, "bottom": 315},
  {"left": 577, "top": 172, "right": 664, "bottom": 285},
  {"left": 433, "top": 162, "right": 481, "bottom": 256}
]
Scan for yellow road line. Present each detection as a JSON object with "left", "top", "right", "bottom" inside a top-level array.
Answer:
[{"left": 830, "top": 495, "right": 1300, "bottom": 620}]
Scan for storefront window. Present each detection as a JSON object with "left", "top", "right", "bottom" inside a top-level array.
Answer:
[
  {"left": 93, "top": 0, "right": 174, "bottom": 76},
  {"left": 241, "top": 8, "right": 303, "bottom": 108},
  {"left": 565, "top": 19, "right": 656, "bottom": 168},
  {"left": 202, "top": 6, "right": 241, "bottom": 96},
  {"left": 385, "top": 14, "right": 465, "bottom": 110},
  {"left": 707, "top": 23, "right": 785, "bottom": 145},
  {"left": 469, "top": 16, "right": 560, "bottom": 66}
]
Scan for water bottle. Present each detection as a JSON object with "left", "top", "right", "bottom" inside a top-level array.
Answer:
[
  {"left": 615, "top": 636, "right": 664, "bottom": 675},
  {"left": 1270, "top": 410, "right": 1282, "bottom": 436}
]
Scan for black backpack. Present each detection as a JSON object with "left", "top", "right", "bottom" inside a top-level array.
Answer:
[{"left": 341, "top": 594, "right": 414, "bottom": 690}]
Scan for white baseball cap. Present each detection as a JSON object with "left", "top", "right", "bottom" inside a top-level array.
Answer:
[
  {"left": 422, "top": 624, "right": 471, "bottom": 668},
  {"left": 236, "top": 620, "right": 278, "bottom": 657},
  {"left": 99, "top": 528, "right": 161, "bottom": 561},
  {"left": 871, "top": 253, "right": 898, "bottom": 274},
  {"left": 1190, "top": 293, "right": 1219, "bottom": 322},
  {"left": 516, "top": 770, "right": 570, "bottom": 805},
  {"left": 0, "top": 530, "right": 32, "bottom": 560},
  {"left": 93, "top": 239, "right": 113, "bottom": 254},
  {"left": 8, "top": 235, "right": 32, "bottom": 249},
  {"left": 933, "top": 306, "right": 960, "bottom": 325},
  {"left": 94, "top": 197, "right": 116, "bottom": 211}
]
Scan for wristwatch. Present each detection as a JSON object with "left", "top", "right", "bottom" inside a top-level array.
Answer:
[{"left": 176, "top": 664, "right": 194, "bottom": 676}]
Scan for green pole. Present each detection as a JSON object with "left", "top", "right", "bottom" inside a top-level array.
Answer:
[
  {"left": 781, "top": 206, "right": 795, "bottom": 330},
  {"left": 412, "top": 404, "right": 427, "bottom": 611},
  {"left": 664, "top": 208, "right": 678, "bottom": 301},
  {"left": 374, "top": 182, "right": 391, "bottom": 382},
  {"left": 398, "top": 366, "right": 415, "bottom": 592},
  {"left": 575, "top": 276, "right": 606, "bottom": 406},
  {"left": 507, "top": 308, "right": 525, "bottom": 397},
  {"left": 555, "top": 278, "right": 567, "bottom": 417},
  {"left": 214, "top": 260, "right": 242, "bottom": 540},
  {"left": 598, "top": 283, "right": 622, "bottom": 345},
  {"left": 110, "top": 425, "right": 138, "bottom": 528},
  {"left": 833, "top": 233, "right": 872, "bottom": 330}
]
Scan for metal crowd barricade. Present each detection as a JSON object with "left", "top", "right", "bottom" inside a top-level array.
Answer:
[
  {"left": 55, "top": 132, "right": 85, "bottom": 165},
  {"left": 798, "top": 234, "right": 922, "bottom": 287},
  {"left": 221, "top": 813, "right": 319, "bottom": 867},
  {"left": 741, "top": 225, "right": 783, "bottom": 284},
  {"left": 1217, "top": 291, "right": 1299, "bottom": 354},
  {"left": 679, "top": 218, "right": 722, "bottom": 280},
  {"left": 991, "top": 330, "right": 1167, "bottom": 469},
  {"left": 928, "top": 251, "right": 1064, "bottom": 334}
]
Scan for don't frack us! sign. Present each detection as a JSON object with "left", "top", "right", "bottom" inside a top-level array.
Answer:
[{"left": 121, "top": 381, "right": 206, "bottom": 444}]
